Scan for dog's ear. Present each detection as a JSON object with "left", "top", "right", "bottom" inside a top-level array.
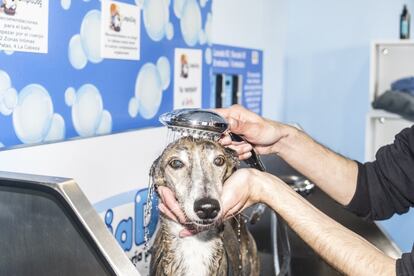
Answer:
[
  {"left": 223, "top": 147, "right": 239, "bottom": 180},
  {"left": 150, "top": 156, "right": 166, "bottom": 187}
]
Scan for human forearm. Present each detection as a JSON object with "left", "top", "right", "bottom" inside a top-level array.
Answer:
[
  {"left": 214, "top": 105, "right": 358, "bottom": 205},
  {"left": 272, "top": 125, "right": 358, "bottom": 205},
  {"left": 255, "top": 172, "right": 396, "bottom": 276}
]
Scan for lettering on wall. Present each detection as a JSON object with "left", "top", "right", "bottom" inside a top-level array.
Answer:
[{"left": 96, "top": 187, "right": 159, "bottom": 274}]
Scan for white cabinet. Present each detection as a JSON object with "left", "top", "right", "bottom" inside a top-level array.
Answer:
[
  {"left": 365, "top": 110, "right": 412, "bottom": 161},
  {"left": 365, "top": 41, "right": 414, "bottom": 161}
]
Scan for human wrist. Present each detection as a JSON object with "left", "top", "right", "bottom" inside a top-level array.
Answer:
[
  {"left": 271, "top": 124, "right": 302, "bottom": 156},
  {"left": 246, "top": 169, "right": 267, "bottom": 203},
  {"left": 247, "top": 169, "right": 281, "bottom": 205}
]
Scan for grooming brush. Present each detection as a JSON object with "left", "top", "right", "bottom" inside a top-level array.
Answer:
[{"left": 159, "top": 108, "right": 266, "bottom": 224}]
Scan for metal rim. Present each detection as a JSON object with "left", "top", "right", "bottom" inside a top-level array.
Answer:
[{"left": 159, "top": 108, "right": 229, "bottom": 134}]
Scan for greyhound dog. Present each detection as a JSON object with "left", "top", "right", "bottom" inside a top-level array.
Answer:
[{"left": 150, "top": 136, "right": 259, "bottom": 276}]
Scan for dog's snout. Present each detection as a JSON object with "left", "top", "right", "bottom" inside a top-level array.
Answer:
[{"left": 194, "top": 198, "right": 220, "bottom": 219}]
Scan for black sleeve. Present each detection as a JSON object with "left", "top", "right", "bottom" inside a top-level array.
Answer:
[
  {"left": 346, "top": 125, "right": 414, "bottom": 220},
  {"left": 397, "top": 247, "right": 414, "bottom": 276}
]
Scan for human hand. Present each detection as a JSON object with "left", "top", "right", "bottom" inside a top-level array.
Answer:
[
  {"left": 157, "top": 169, "right": 266, "bottom": 236},
  {"left": 221, "top": 169, "right": 264, "bottom": 220},
  {"left": 214, "top": 105, "right": 290, "bottom": 160},
  {"left": 157, "top": 186, "right": 187, "bottom": 224},
  {"left": 157, "top": 186, "right": 201, "bottom": 238}
]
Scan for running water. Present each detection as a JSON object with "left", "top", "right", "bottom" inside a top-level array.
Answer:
[
  {"left": 143, "top": 177, "right": 154, "bottom": 252},
  {"left": 143, "top": 127, "right": 228, "bottom": 270}
]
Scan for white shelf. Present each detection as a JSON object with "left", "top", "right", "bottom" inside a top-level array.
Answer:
[
  {"left": 371, "top": 40, "right": 414, "bottom": 46},
  {"left": 366, "top": 41, "right": 414, "bottom": 161},
  {"left": 366, "top": 109, "right": 405, "bottom": 119},
  {"left": 370, "top": 41, "right": 414, "bottom": 103}
]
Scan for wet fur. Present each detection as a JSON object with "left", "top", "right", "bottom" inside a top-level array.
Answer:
[{"left": 150, "top": 137, "right": 259, "bottom": 276}]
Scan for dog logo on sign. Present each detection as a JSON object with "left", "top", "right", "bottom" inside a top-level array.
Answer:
[
  {"left": 110, "top": 3, "right": 122, "bottom": 32},
  {"left": 1, "top": 0, "right": 17, "bottom": 16},
  {"left": 180, "top": 54, "right": 189, "bottom": 79}
]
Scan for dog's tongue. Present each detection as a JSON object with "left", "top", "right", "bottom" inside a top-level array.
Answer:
[
  {"left": 179, "top": 228, "right": 197, "bottom": 238},
  {"left": 179, "top": 224, "right": 210, "bottom": 238}
]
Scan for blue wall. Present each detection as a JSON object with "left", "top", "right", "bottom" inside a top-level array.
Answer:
[
  {"left": 282, "top": 0, "right": 414, "bottom": 252},
  {"left": 0, "top": 0, "right": 213, "bottom": 148}
]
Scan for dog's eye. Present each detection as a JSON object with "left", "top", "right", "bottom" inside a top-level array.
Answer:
[
  {"left": 214, "top": 156, "right": 225, "bottom": 166},
  {"left": 169, "top": 159, "right": 184, "bottom": 169}
]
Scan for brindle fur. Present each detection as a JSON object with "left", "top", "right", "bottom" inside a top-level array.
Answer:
[{"left": 150, "top": 137, "right": 259, "bottom": 276}]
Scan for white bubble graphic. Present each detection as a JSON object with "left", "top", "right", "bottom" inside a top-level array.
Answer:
[
  {"left": 205, "top": 12, "right": 212, "bottom": 45},
  {"left": 12, "top": 84, "right": 54, "bottom": 144},
  {"left": 0, "top": 100, "right": 12, "bottom": 116},
  {"left": 80, "top": 10, "right": 102, "bottom": 63},
  {"left": 199, "top": 0, "right": 207, "bottom": 7},
  {"left": 4, "top": 50, "right": 14, "bottom": 55},
  {"left": 0, "top": 72, "right": 64, "bottom": 144},
  {"left": 65, "top": 87, "right": 77, "bottom": 106},
  {"left": 198, "top": 29, "right": 206, "bottom": 45},
  {"left": 44, "top": 114, "right": 65, "bottom": 142},
  {"left": 72, "top": 84, "right": 103, "bottom": 137},
  {"left": 3, "top": 87, "right": 17, "bottom": 110},
  {"left": 156, "top": 56, "right": 171, "bottom": 90},
  {"left": 166, "top": 22, "right": 174, "bottom": 40},
  {"left": 61, "top": 0, "right": 71, "bottom": 10},
  {"left": 0, "top": 71, "right": 17, "bottom": 116},
  {"left": 68, "top": 34, "right": 88, "bottom": 70},
  {"left": 173, "top": 0, "right": 186, "bottom": 18},
  {"left": 96, "top": 110, "right": 112, "bottom": 135},
  {"left": 205, "top": 47, "right": 212, "bottom": 64},
  {"left": 135, "top": 0, "right": 145, "bottom": 6},
  {"left": 180, "top": 0, "right": 201, "bottom": 46},
  {"left": 128, "top": 97, "right": 139, "bottom": 118},
  {"left": 144, "top": 0, "right": 169, "bottom": 41},
  {"left": 135, "top": 63, "right": 163, "bottom": 119},
  {"left": 0, "top": 70, "right": 11, "bottom": 92},
  {"left": 0, "top": 142, "right": 4, "bottom": 148}
]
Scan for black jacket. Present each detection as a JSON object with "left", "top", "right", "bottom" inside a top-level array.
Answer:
[{"left": 347, "top": 125, "right": 414, "bottom": 275}]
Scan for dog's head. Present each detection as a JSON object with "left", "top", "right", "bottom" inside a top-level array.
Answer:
[{"left": 151, "top": 136, "right": 238, "bottom": 229}]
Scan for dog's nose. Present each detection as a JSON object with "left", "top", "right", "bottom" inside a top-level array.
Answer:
[{"left": 194, "top": 198, "right": 220, "bottom": 219}]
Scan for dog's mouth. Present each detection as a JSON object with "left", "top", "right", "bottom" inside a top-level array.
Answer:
[
  {"left": 184, "top": 219, "right": 221, "bottom": 232},
  {"left": 192, "top": 218, "right": 216, "bottom": 227},
  {"left": 168, "top": 200, "right": 223, "bottom": 235},
  {"left": 181, "top": 210, "right": 223, "bottom": 233}
]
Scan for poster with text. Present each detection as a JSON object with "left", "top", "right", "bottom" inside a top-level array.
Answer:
[
  {"left": 211, "top": 44, "right": 263, "bottom": 115},
  {"left": 0, "top": 0, "right": 49, "bottom": 54},
  {"left": 101, "top": 0, "right": 140, "bottom": 60},
  {"left": 174, "top": 48, "right": 202, "bottom": 109}
]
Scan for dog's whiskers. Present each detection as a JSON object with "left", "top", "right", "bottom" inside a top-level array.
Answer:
[
  {"left": 238, "top": 213, "right": 250, "bottom": 221},
  {"left": 167, "top": 205, "right": 185, "bottom": 214},
  {"left": 228, "top": 212, "right": 241, "bottom": 224}
]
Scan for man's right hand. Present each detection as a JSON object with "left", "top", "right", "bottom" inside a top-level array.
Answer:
[{"left": 214, "top": 105, "right": 294, "bottom": 159}]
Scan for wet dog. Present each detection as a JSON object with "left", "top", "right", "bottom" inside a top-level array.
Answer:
[{"left": 150, "top": 136, "right": 259, "bottom": 276}]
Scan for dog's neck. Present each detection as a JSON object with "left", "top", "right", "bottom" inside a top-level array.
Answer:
[{"left": 154, "top": 216, "right": 227, "bottom": 276}]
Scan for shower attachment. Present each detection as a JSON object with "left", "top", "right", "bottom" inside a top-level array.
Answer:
[{"left": 143, "top": 108, "right": 291, "bottom": 275}]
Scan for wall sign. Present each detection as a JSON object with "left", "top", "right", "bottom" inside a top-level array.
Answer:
[
  {"left": 0, "top": 0, "right": 49, "bottom": 54},
  {"left": 101, "top": 0, "right": 141, "bottom": 60},
  {"left": 173, "top": 48, "right": 202, "bottom": 109},
  {"left": 211, "top": 44, "right": 263, "bottom": 115}
]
